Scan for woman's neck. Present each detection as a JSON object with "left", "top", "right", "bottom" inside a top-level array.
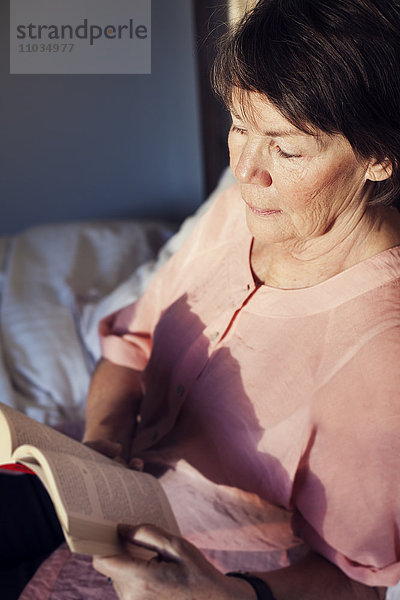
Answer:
[{"left": 251, "top": 205, "right": 400, "bottom": 289}]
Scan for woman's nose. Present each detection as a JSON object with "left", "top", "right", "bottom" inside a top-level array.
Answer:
[{"left": 233, "top": 143, "right": 272, "bottom": 187}]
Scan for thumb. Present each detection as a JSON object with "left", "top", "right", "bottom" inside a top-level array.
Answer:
[{"left": 118, "top": 523, "right": 182, "bottom": 563}]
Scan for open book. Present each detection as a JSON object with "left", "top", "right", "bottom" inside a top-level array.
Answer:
[{"left": 0, "top": 402, "right": 179, "bottom": 557}]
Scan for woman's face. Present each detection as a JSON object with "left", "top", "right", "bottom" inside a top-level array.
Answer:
[{"left": 228, "top": 93, "right": 376, "bottom": 251}]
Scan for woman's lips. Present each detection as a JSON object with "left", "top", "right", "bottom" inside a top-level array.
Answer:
[{"left": 244, "top": 200, "right": 281, "bottom": 217}]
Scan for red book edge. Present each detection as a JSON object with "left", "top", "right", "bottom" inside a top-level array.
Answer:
[{"left": 0, "top": 463, "right": 37, "bottom": 475}]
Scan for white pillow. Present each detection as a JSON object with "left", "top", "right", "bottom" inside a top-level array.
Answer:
[{"left": 1, "top": 220, "right": 174, "bottom": 424}]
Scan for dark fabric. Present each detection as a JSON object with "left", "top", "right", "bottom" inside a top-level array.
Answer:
[
  {"left": 0, "top": 472, "right": 64, "bottom": 600},
  {"left": 226, "top": 571, "right": 277, "bottom": 600}
]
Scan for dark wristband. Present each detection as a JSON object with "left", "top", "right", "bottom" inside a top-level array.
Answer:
[{"left": 226, "top": 571, "right": 277, "bottom": 600}]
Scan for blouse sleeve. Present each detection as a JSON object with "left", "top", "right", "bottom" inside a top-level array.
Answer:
[{"left": 99, "top": 276, "right": 162, "bottom": 371}]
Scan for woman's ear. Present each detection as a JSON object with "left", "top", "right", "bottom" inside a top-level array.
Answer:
[{"left": 366, "top": 158, "right": 393, "bottom": 182}]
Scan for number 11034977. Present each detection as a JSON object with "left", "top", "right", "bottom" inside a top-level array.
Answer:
[{"left": 17, "top": 43, "right": 74, "bottom": 53}]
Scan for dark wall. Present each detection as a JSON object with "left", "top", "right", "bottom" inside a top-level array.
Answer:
[{"left": 0, "top": 0, "right": 204, "bottom": 234}]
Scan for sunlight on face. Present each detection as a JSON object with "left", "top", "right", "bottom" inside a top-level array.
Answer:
[{"left": 228, "top": 92, "right": 373, "bottom": 249}]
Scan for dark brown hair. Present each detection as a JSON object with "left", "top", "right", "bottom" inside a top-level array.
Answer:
[{"left": 213, "top": 0, "right": 400, "bottom": 207}]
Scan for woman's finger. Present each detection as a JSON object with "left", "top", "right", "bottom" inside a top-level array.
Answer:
[
  {"left": 93, "top": 553, "right": 138, "bottom": 579},
  {"left": 84, "top": 440, "right": 124, "bottom": 461},
  {"left": 128, "top": 457, "right": 144, "bottom": 471},
  {"left": 118, "top": 523, "right": 183, "bottom": 563}
]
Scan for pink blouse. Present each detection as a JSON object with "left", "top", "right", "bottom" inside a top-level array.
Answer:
[{"left": 100, "top": 183, "right": 400, "bottom": 586}]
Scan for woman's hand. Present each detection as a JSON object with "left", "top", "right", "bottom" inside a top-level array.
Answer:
[
  {"left": 83, "top": 358, "right": 144, "bottom": 465},
  {"left": 94, "top": 526, "right": 388, "bottom": 600},
  {"left": 83, "top": 440, "right": 144, "bottom": 470},
  {"left": 83, "top": 439, "right": 127, "bottom": 465},
  {"left": 93, "top": 524, "right": 256, "bottom": 600}
]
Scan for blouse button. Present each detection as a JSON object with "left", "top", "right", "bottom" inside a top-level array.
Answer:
[
  {"left": 210, "top": 331, "right": 219, "bottom": 342},
  {"left": 176, "top": 384, "right": 185, "bottom": 397}
]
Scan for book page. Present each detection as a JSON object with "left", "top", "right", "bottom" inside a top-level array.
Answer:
[
  {"left": 15, "top": 458, "right": 122, "bottom": 556},
  {"left": 2, "top": 403, "right": 180, "bottom": 556},
  {"left": 0, "top": 402, "right": 112, "bottom": 466},
  {"left": 14, "top": 445, "right": 180, "bottom": 555},
  {"left": 0, "top": 408, "right": 14, "bottom": 462}
]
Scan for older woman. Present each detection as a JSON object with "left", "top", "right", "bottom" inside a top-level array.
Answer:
[{"left": 86, "top": 0, "right": 400, "bottom": 598}]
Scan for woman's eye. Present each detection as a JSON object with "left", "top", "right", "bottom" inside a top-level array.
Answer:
[
  {"left": 276, "top": 146, "right": 301, "bottom": 159},
  {"left": 231, "top": 125, "right": 247, "bottom": 135}
]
